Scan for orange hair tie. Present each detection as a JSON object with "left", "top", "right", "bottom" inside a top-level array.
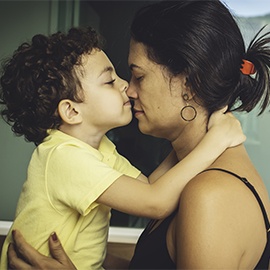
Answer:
[{"left": 240, "top": 59, "right": 256, "bottom": 75}]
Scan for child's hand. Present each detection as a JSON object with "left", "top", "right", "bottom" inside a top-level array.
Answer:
[{"left": 208, "top": 106, "right": 246, "bottom": 148}]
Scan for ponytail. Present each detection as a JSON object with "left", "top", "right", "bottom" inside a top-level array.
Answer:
[{"left": 241, "top": 26, "right": 270, "bottom": 115}]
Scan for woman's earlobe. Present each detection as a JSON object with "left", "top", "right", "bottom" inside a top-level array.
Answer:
[{"left": 58, "top": 99, "right": 82, "bottom": 124}]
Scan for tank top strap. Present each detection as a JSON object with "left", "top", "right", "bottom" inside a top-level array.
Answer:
[{"left": 201, "top": 168, "right": 270, "bottom": 232}]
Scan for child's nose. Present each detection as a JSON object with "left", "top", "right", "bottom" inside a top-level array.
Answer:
[{"left": 120, "top": 80, "right": 129, "bottom": 93}]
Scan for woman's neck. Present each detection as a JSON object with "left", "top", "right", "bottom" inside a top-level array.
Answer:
[{"left": 171, "top": 117, "right": 208, "bottom": 161}]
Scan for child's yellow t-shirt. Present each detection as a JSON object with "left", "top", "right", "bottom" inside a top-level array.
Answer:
[{"left": 0, "top": 130, "right": 140, "bottom": 269}]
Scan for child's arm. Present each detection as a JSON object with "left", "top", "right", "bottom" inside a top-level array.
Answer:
[
  {"left": 97, "top": 109, "right": 245, "bottom": 219},
  {"left": 134, "top": 150, "right": 178, "bottom": 184},
  {"left": 147, "top": 108, "right": 244, "bottom": 184},
  {"left": 147, "top": 150, "right": 178, "bottom": 184}
]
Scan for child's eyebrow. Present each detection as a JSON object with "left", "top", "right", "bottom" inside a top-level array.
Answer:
[{"left": 98, "top": 66, "right": 114, "bottom": 77}]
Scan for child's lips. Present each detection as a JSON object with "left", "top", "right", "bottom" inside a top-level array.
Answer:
[{"left": 124, "top": 101, "right": 131, "bottom": 106}]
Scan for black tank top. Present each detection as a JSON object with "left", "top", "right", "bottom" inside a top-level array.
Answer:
[
  {"left": 129, "top": 210, "right": 176, "bottom": 269},
  {"left": 129, "top": 168, "right": 270, "bottom": 269}
]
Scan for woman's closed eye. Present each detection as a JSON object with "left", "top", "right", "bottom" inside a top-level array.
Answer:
[{"left": 136, "top": 76, "right": 144, "bottom": 81}]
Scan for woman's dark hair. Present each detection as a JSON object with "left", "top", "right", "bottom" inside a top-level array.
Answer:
[
  {"left": 0, "top": 26, "right": 104, "bottom": 145},
  {"left": 130, "top": 0, "right": 270, "bottom": 115}
]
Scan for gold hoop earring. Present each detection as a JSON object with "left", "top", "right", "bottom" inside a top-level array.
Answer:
[{"left": 180, "top": 94, "right": 197, "bottom": 122}]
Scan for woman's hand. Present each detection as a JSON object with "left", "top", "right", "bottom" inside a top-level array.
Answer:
[
  {"left": 8, "top": 230, "right": 76, "bottom": 270},
  {"left": 208, "top": 106, "right": 246, "bottom": 148}
]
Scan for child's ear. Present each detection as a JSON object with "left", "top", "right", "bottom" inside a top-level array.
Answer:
[{"left": 58, "top": 99, "right": 82, "bottom": 125}]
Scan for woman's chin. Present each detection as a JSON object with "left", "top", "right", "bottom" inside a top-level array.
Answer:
[{"left": 137, "top": 122, "right": 152, "bottom": 135}]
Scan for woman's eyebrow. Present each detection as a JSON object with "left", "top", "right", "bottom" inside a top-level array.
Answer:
[
  {"left": 98, "top": 66, "right": 114, "bottom": 77},
  {"left": 129, "top": 63, "right": 143, "bottom": 71}
]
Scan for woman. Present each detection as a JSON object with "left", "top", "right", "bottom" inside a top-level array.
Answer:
[
  {"left": 127, "top": 2, "right": 270, "bottom": 269},
  {"left": 7, "top": 0, "right": 270, "bottom": 269}
]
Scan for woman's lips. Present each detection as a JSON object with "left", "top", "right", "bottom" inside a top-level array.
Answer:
[{"left": 133, "top": 108, "right": 144, "bottom": 117}]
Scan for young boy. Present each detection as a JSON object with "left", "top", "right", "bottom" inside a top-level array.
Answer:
[{"left": 0, "top": 27, "right": 244, "bottom": 269}]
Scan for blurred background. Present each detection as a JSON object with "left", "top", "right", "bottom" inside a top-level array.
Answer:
[{"left": 0, "top": 0, "right": 270, "bottom": 228}]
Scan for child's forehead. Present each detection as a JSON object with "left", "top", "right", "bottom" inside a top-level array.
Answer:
[
  {"left": 82, "top": 50, "right": 114, "bottom": 72},
  {"left": 76, "top": 49, "right": 115, "bottom": 79}
]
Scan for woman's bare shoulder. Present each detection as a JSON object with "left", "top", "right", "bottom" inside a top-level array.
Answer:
[
  {"left": 180, "top": 168, "right": 245, "bottom": 203},
  {"left": 174, "top": 168, "right": 266, "bottom": 268},
  {"left": 177, "top": 167, "right": 259, "bottom": 227}
]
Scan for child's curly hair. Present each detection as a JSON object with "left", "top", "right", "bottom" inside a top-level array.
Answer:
[{"left": 0, "top": 26, "right": 104, "bottom": 145}]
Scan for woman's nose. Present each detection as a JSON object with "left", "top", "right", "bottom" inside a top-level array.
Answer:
[{"left": 126, "top": 83, "right": 138, "bottom": 99}]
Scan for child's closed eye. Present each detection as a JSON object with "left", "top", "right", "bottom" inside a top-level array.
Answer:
[{"left": 106, "top": 79, "right": 116, "bottom": 85}]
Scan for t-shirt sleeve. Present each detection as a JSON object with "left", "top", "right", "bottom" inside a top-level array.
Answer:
[
  {"left": 113, "top": 149, "right": 141, "bottom": 179},
  {"left": 45, "top": 143, "right": 124, "bottom": 216}
]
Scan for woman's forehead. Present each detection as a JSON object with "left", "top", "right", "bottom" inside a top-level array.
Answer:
[
  {"left": 128, "top": 41, "right": 161, "bottom": 73},
  {"left": 128, "top": 40, "right": 147, "bottom": 63}
]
